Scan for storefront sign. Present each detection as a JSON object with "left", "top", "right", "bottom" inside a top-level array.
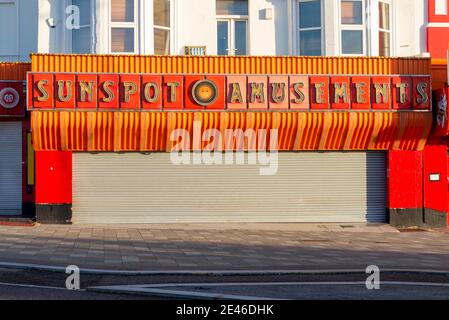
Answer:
[
  {"left": 0, "top": 81, "right": 25, "bottom": 117},
  {"left": 27, "top": 73, "right": 431, "bottom": 111}
]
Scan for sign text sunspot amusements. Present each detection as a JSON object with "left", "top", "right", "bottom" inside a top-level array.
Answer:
[{"left": 27, "top": 73, "right": 431, "bottom": 111}]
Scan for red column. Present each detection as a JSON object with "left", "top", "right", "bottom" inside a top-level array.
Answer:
[
  {"left": 35, "top": 151, "right": 72, "bottom": 223},
  {"left": 423, "top": 143, "right": 448, "bottom": 227},
  {"left": 387, "top": 150, "right": 423, "bottom": 227}
]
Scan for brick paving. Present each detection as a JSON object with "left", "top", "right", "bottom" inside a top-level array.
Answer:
[{"left": 0, "top": 224, "right": 448, "bottom": 271}]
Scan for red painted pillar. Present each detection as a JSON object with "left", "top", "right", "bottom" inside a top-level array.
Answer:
[
  {"left": 387, "top": 150, "right": 423, "bottom": 227},
  {"left": 35, "top": 151, "right": 72, "bottom": 224},
  {"left": 423, "top": 143, "right": 448, "bottom": 227}
]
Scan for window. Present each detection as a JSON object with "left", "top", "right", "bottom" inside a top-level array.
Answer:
[
  {"left": 340, "top": 0, "right": 364, "bottom": 55},
  {"left": 154, "top": 0, "right": 171, "bottom": 55},
  {"left": 378, "top": 1, "right": 391, "bottom": 57},
  {"left": 435, "top": 0, "right": 448, "bottom": 15},
  {"left": 216, "top": 0, "right": 248, "bottom": 56},
  {"left": 110, "top": 0, "right": 137, "bottom": 53},
  {"left": 0, "top": 0, "right": 18, "bottom": 56},
  {"left": 298, "top": 0, "right": 322, "bottom": 56},
  {"left": 71, "top": 0, "right": 93, "bottom": 54}
]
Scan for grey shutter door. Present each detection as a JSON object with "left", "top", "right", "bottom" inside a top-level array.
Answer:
[
  {"left": 72, "top": 152, "right": 386, "bottom": 223},
  {"left": 0, "top": 122, "right": 22, "bottom": 215}
]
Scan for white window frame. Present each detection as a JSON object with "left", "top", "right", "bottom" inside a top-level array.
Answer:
[
  {"left": 216, "top": 16, "right": 248, "bottom": 56},
  {"left": 376, "top": 0, "right": 393, "bottom": 57},
  {"left": 68, "top": 0, "right": 95, "bottom": 54},
  {"left": 108, "top": 0, "right": 139, "bottom": 54},
  {"left": 297, "top": 0, "right": 324, "bottom": 56},
  {"left": 153, "top": 0, "right": 174, "bottom": 55},
  {"left": 339, "top": 0, "right": 366, "bottom": 56}
]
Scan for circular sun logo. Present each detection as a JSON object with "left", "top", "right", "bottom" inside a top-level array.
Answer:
[
  {"left": 0, "top": 87, "right": 19, "bottom": 109},
  {"left": 192, "top": 80, "right": 218, "bottom": 107}
]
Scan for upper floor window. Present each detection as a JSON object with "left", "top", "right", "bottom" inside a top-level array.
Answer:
[
  {"left": 378, "top": 1, "right": 391, "bottom": 57},
  {"left": 0, "top": 0, "right": 18, "bottom": 57},
  {"left": 435, "top": 0, "right": 448, "bottom": 15},
  {"left": 340, "top": 0, "right": 365, "bottom": 55},
  {"left": 298, "top": 0, "right": 322, "bottom": 56},
  {"left": 71, "top": 0, "right": 93, "bottom": 54},
  {"left": 154, "top": 0, "right": 171, "bottom": 55},
  {"left": 110, "top": 0, "right": 137, "bottom": 53},
  {"left": 216, "top": 0, "right": 248, "bottom": 56}
]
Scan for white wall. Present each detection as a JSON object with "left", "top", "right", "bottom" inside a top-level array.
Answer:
[
  {"left": 248, "top": 0, "right": 276, "bottom": 55},
  {"left": 177, "top": 0, "right": 216, "bottom": 55},
  {"left": 394, "top": 0, "right": 427, "bottom": 57}
]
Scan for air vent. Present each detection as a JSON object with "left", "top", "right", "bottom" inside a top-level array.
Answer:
[{"left": 184, "top": 46, "right": 206, "bottom": 56}]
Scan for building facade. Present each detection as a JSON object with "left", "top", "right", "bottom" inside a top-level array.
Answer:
[
  {"left": 1, "top": 0, "right": 449, "bottom": 227},
  {"left": 0, "top": 0, "right": 433, "bottom": 61}
]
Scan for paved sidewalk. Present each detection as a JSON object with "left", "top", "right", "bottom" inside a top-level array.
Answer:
[{"left": 0, "top": 223, "right": 448, "bottom": 272}]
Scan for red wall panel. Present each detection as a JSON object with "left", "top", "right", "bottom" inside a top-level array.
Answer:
[
  {"left": 427, "top": 28, "right": 449, "bottom": 59},
  {"left": 387, "top": 150, "right": 423, "bottom": 209},
  {"left": 35, "top": 151, "right": 72, "bottom": 204},
  {"left": 423, "top": 144, "right": 448, "bottom": 214}
]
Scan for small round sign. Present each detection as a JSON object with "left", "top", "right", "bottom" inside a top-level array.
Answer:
[
  {"left": 0, "top": 87, "right": 20, "bottom": 109},
  {"left": 192, "top": 79, "right": 218, "bottom": 107}
]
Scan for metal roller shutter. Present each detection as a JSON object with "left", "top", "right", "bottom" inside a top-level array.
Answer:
[
  {"left": 72, "top": 152, "right": 386, "bottom": 224},
  {"left": 0, "top": 122, "right": 22, "bottom": 215}
]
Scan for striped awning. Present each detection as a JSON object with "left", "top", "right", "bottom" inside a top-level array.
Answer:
[{"left": 31, "top": 111, "right": 432, "bottom": 151}]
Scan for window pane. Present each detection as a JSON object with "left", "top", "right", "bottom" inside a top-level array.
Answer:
[
  {"left": 342, "top": 30, "right": 363, "bottom": 54},
  {"left": 111, "top": 28, "right": 134, "bottom": 52},
  {"left": 341, "top": 0, "right": 362, "bottom": 24},
  {"left": 234, "top": 20, "right": 247, "bottom": 55},
  {"left": 72, "top": 0, "right": 90, "bottom": 26},
  {"left": 435, "top": 0, "right": 448, "bottom": 15},
  {"left": 217, "top": 21, "right": 229, "bottom": 55},
  {"left": 216, "top": 0, "right": 248, "bottom": 15},
  {"left": 299, "top": 0, "right": 321, "bottom": 29},
  {"left": 154, "top": 28, "right": 170, "bottom": 54},
  {"left": 154, "top": 0, "right": 170, "bottom": 27},
  {"left": 111, "top": 0, "right": 134, "bottom": 22},
  {"left": 379, "top": 2, "right": 390, "bottom": 30},
  {"left": 379, "top": 31, "right": 390, "bottom": 56},
  {"left": 300, "top": 30, "right": 321, "bottom": 56},
  {"left": 73, "top": 28, "right": 91, "bottom": 53}
]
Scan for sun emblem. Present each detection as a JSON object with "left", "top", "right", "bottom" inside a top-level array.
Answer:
[{"left": 192, "top": 79, "right": 218, "bottom": 107}]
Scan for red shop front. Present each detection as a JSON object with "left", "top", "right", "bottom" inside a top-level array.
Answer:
[
  {"left": 0, "top": 63, "right": 35, "bottom": 219},
  {"left": 24, "top": 54, "right": 444, "bottom": 226}
]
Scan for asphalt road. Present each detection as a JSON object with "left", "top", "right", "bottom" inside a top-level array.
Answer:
[
  {"left": 0, "top": 284, "right": 150, "bottom": 300},
  {"left": 0, "top": 267, "right": 448, "bottom": 300}
]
